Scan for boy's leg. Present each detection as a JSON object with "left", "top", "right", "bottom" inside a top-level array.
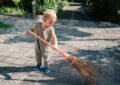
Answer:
[
  {"left": 35, "top": 48, "right": 42, "bottom": 66},
  {"left": 34, "top": 47, "right": 42, "bottom": 71},
  {"left": 43, "top": 55, "right": 50, "bottom": 66},
  {"left": 43, "top": 55, "right": 51, "bottom": 73}
]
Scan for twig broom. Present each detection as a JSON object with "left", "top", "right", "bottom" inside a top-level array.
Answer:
[{"left": 29, "top": 30, "right": 97, "bottom": 85}]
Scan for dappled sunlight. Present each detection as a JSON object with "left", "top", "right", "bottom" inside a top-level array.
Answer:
[
  {"left": 0, "top": 1, "right": 120, "bottom": 85},
  {"left": 100, "top": 58, "right": 113, "bottom": 64},
  {"left": 65, "top": 43, "right": 120, "bottom": 65},
  {"left": 60, "top": 20, "right": 120, "bottom": 28}
]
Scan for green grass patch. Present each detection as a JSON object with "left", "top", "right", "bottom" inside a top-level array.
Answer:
[
  {"left": 0, "top": 22, "right": 12, "bottom": 29},
  {"left": 0, "top": 7, "right": 25, "bottom": 14}
]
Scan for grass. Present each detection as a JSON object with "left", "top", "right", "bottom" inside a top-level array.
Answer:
[{"left": 0, "top": 22, "right": 12, "bottom": 29}]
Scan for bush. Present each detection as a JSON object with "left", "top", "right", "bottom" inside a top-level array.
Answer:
[
  {"left": 19, "top": 0, "right": 32, "bottom": 13},
  {"left": 36, "top": 0, "right": 65, "bottom": 14},
  {"left": 118, "top": 0, "right": 120, "bottom": 10},
  {"left": 0, "top": 0, "right": 27, "bottom": 14},
  {"left": 91, "top": 0, "right": 118, "bottom": 21},
  {"left": 0, "top": 0, "right": 69, "bottom": 15}
]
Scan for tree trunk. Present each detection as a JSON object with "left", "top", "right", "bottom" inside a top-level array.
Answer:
[{"left": 32, "top": 0, "right": 37, "bottom": 17}]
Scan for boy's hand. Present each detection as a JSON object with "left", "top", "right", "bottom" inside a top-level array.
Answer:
[
  {"left": 26, "top": 27, "right": 35, "bottom": 35},
  {"left": 53, "top": 44, "right": 57, "bottom": 50},
  {"left": 26, "top": 30, "right": 31, "bottom": 35}
]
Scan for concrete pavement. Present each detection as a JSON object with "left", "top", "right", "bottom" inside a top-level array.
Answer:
[{"left": 0, "top": 2, "right": 120, "bottom": 85}]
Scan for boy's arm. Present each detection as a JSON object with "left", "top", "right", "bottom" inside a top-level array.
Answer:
[
  {"left": 51, "top": 31, "right": 58, "bottom": 48},
  {"left": 30, "top": 26, "right": 36, "bottom": 32}
]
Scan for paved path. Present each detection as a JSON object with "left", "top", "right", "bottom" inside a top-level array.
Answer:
[{"left": 0, "top": 3, "right": 120, "bottom": 85}]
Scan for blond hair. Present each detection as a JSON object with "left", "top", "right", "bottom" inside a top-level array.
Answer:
[{"left": 42, "top": 9, "right": 57, "bottom": 21}]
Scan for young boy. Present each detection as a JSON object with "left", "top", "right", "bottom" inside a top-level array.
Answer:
[{"left": 26, "top": 9, "right": 58, "bottom": 74}]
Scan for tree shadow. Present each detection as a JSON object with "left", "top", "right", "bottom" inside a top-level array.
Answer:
[
  {"left": 73, "top": 20, "right": 120, "bottom": 28},
  {"left": 0, "top": 60, "right": 88, "bottom": 85},
  {"left": 71, "top": 44, "right": 120, "bottom": 63},
  {"left": 20, "top": 60, "right": 88, "bottom": 85},
  {"left": 66, "top": 44, "right": 120, "bottom": 85},
  {"left": 3, "top": 35, "right": 35, "bottom": 44},
  {"left": 0, "top": 66, "right": 33, "bottom": 80},
  {"left": 3, "top": 26, "right": 92, "bottom": 44},
  {"left": 1, "top": 39, "right": 120, "bottom": 85},
  {"left": 55, "top": 26, "right": 92, "bottom": 41}
]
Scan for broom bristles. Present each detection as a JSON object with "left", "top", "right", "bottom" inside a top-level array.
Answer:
[{"left": 67, "top": 56, "right": 98, "bottom": 85}]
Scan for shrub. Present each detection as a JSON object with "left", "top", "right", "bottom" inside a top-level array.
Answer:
[
  {"left": 0, "top": 0, "right": 69, "bottom": 15},
  {"left": 36, "top": 0, "right": 64, "bottom": 14},
  {"left": 91, "top": 0, "right": 118, "bottom": 21},
  {"left": 19, "top": 0, "right": 32, "bottom": 13}
]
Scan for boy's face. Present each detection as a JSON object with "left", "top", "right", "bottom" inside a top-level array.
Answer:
[{"left": 43, "top": 18, "right": 56, "bottom": 29}]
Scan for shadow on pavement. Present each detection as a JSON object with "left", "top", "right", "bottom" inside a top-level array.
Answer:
[
  {"left": 3, "top": 35, "right": 35, "bottom": 44},
  {"left": 67, "top": 43, "right": 120, "bottom": 85},
  {"left": 0, "top": 60, "right": 88, "bottom": 85},
  {"left": 1, "top": 42, "right": 120, "bottom": 85},
  {"left": 3, "top": 26, "right": 92, "bottom": 44}
]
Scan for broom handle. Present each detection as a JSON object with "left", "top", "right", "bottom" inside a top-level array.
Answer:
[{"left": 28, "top": 30, "right": 69, "bottom": 59}]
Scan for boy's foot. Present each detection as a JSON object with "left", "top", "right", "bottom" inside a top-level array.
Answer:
[
  {"left": 43, "top": 66, "right": 51, "bottom": 74},
  {"left": 33, "top": 64, "right": 41, "bottom": 71}
]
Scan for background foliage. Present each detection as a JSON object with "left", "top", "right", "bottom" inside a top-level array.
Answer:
[{"left": 0, "top": 0, "right": 69, "bottom": 14}]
